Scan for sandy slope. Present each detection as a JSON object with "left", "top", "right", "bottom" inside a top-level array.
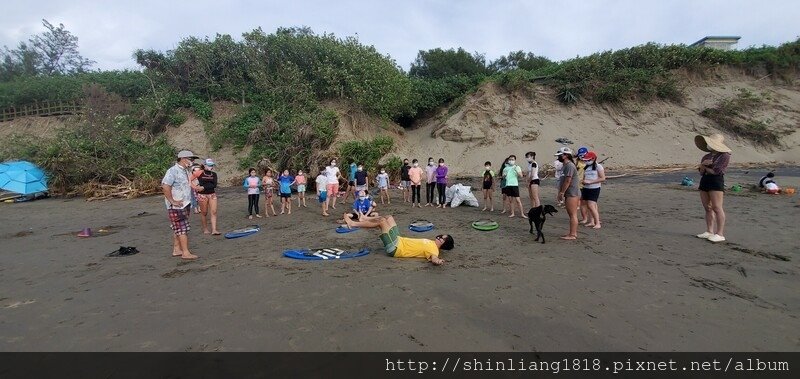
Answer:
[{"left": 395, "top": 70, "right": 800, "bottom": 176}]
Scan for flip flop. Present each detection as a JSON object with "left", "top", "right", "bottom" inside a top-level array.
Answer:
[{"left": 107, "top": 246, "right": 140, "bottom": 257}]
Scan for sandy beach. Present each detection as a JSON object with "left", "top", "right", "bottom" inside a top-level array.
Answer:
[{"left": 1, "top": 167, "right": 798, "bottom": 352}]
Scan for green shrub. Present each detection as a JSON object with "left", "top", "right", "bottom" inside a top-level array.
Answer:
[
  {"left": 381, "top": 155, "right": 403, "bottom": 182},
  {"left": 167, "top": 112, "right": 188, "bottom": 126},
  {"left": 338, "top": 135, "right": 394, "bottom": 173},
  {"left": 699, "top": 89, "right": 779, "bottom": 145}
]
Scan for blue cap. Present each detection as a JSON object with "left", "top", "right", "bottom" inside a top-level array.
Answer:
[{"left": 577, "top": 147, "right": 589, "bottom": 157}]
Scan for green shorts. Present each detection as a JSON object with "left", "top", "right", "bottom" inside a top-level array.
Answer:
[{"left": 379, "top": 226, "right": 400, "bottom": 256}]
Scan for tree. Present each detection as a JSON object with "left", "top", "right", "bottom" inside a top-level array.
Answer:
[
  {"left": 0, "top": 19, "right": 94, "bottom": 81},
  {"left": 32, "top": 19, "right": 95, "bottom": 75},
  {"left": 409, "top": 48, "right": 489, "bottom": 79},
  {"left": 489, "top": 50, "right": 552, "bottom": 72},
  {"left": 0, "top": 42, "right": 40, "bottom": 81}
]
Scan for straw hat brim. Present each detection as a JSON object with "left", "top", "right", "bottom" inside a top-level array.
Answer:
[{"left": 695, "top": 135, "right": 731, "bottom": 153}]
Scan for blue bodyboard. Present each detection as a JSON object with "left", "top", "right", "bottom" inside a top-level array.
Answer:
[
  {"left": 224, "top": 225, "right": 260, "bottom": 239},
  {"left": 283, "top": 248, "right": 369, "bottom": 260}
]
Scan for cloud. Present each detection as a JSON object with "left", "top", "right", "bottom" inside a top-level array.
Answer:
[{"left": 1, "top": 0, "right": 797, "bottom": 71}]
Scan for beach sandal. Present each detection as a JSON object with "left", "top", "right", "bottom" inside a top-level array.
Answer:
[{"left": 107, "top": 246, "right": 140, "bottom": 257}]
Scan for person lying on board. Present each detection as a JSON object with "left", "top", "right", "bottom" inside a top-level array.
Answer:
[{"left": 343, "top": 214, "right": 453, "bottom": 266}]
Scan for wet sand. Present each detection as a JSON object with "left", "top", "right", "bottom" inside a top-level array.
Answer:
[{"left": 1, "top": 169, "right": 798, "bottom": 351}]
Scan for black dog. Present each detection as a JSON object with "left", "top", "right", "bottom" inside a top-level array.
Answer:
[{"left": 528, "top": 205, "right": 558, "bottom": 243}]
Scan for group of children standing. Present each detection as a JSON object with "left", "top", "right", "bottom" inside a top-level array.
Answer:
[
  {"left": 242, "top": 157, "right": 451, "bottom": 219},
  {"left": 240, "top": 149, "right": 606, "bottom": 235},
  {"left": 243, "top": 168, "right": 308, "bottom": 219}
]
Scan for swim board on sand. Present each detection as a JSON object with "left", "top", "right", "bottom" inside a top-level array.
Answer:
[
  {"left": 224, "top": 225, "right": 261, "bottom": 239},
  {"left": 335, "top": 225, "right": 359, "bottom": 233},
  {"left": 283, "top": 248, "right": 370, "bottom": 260},
  {"left": 409, "top": 220, "right": 434, "bottom": 232},
  {"left": 472, "top": 219, "right": 499, "bottom": 231}
]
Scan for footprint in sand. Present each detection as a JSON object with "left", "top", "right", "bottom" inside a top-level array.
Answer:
[{"left": 4, "top": 300, "right": 36, "bottom": 308}]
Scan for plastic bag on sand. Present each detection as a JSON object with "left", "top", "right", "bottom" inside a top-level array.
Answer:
[{"left": 446, "top": 183, "right": 479, "bottom": 208}]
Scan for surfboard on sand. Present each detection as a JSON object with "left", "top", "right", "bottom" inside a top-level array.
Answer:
[
  {"left": 283, "top": 247, "right": 369, "bottom": 260},
  {"left": 335, "top": 225, "right": 359, "bottom": 233},
  {"left": 472, "top": 219, "right": 499, "bottom": 231},
  {"left": 409, "top": 220, "right": 434, "bottom": 232},
  {"left": 224, "top": 225, "right": 261, "bottom": 239}
]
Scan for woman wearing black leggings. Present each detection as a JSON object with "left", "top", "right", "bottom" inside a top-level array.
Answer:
[
  {"left": 435, "top": 158, "right": 448, "bottom": 208},
  {"left": 425, "top": 158, "right": 436, "bottom": 206}
]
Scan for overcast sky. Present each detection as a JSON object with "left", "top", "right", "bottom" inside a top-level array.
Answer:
[{"left": 1, "top": 0, "right": 798, "bottom": 71}]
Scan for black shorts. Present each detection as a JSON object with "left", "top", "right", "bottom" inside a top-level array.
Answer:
[
  {"left": 581, "top": 187, "right": 601, "bottom": 202},
  {"left": 348, "top": 180, "right": 356, "bottom": 186},
  {"left": 350, "top": 211, "right": 375, "bottom": 220},
  {"left": 699, "top": 174, "right": 725, "bottom": 192},
  {"left": 280, "top": 192, "right": 292, "bottom": 198},
  {"left": 506, "top": 185, "right": 520, "bottom": 197},
  {"left": 483, "top": 181, "right": 493, "bottom": 190},
  {"left": 530, "top": 179, "right": 540, "bottom": 186}
]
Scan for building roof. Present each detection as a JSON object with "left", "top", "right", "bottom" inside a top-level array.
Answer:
[{"left": 690, "top": 36, "right": 742, "bottom": 47}]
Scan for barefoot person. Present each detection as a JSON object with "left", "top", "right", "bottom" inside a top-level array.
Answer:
[
  {"left": 695, "top": 133, "right": 732, "bottom": 243},
  {"left": 555, "top": 147, "right": 580, "bottom": 240},
  {"left": 503, "top": 154, "right": 527, "bottom": 218},
  {"left": 343, "top": 214, "right": 453, "bottom": 265},
  {"left": 324, "top": 159, "right": 343, "bottom": 210},
  {"left": 525, "top": 151, "right": 541, "bottom": 209},
  {"left": 315, "top": 166, "right": 330, "bottom": 216},
  {"left": 161, "top": 150, "right": 199, "bottom": 260},
  {"left": 196, "top": 158, "right": 220, "bottom": 235},
  {"left": 579, "top": 152, "right": 605, "bottom": 229}
]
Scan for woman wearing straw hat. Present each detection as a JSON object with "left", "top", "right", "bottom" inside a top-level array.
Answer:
[{"left": 695, "top": 134, "right": 732, "bottom": 243}]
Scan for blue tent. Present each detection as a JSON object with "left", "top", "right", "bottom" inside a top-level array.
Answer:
[{"left": 0, "top": 161, "right": 48, "bottom": 195}]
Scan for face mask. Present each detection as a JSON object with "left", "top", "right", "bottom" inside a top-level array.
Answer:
[
  {"left": 557, "top": 156, "right": 564, "bottom": 162},
  {"left": 380, "top": 170, "right": 385, "bottom": 173},
  {"left": 439, "top": 163, "right": 444, "bottom": 166},
  {"left": 508, "top": 160, "right": 515, "bottom": 165},
  {"left": 331, "top": 162, "right": 336, "bottom": 167},
  {"left": 404, "top": 162, "right": 409, "bottom": 166},
  {"left": 527, "top": 157, "right": 533, "bottom": 162},
  {"left": 359, "top": 196, "right": 367, "bottom": 200},
  {"left": 413, "top": 163, "right": 418, "bottom": 167},
  {"left": 357, "top": 167, "right": 363, "bottom": 171},
  {"left": 428, "top": 161, "right": 434, "bottom": 166},
  {"left": 485, "top": 166, "right": 490, "bottom": 170},
  {"left": 298, "top": 171, "right": 303, "bottom": 175}
]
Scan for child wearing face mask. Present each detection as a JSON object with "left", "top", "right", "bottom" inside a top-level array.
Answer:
[
  {"left": 377, "top": 166, "right": 390, "bottom": 204},
  {"left": 324, "top": 159, "right": 342, "bottom": 210},
  {"left": 435, "top": 158, "right": 448, "bottom": 208},
  {"left": 340, "top": 190, "right": 378, "bottom": 224},
  {"left": 502, "top": 155, "right": 527, "bottom": 218},
  {"left": 482, "top": 161, "right": 495, "bottom": 211},
  {"left": 278, "top": 169, "right": 295, "bottom": 215},
  {"left": 354, "top": 163, "right": 369, "bottom": 195},
  {"left": 408, "top": 159, "right": 423, "bottom": 208},
  {"left": 295, "top": 169, "right": 307, "bottom": 207},
  {"left": 425, "top": 157, "right": 437, "bottom": 206}
]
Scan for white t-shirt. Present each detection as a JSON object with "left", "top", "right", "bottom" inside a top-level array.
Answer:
[
  {"left": 377, "top": 172, "right": 389, "bottom": 188},
  {"left": 315, "top": 174, "right": 328, "bottom": 192},
  {"left": 765, "top": 182, "right": 779, "bottom": 191},
  {"left": 554, "top": 160, "right": 563, "bottom": 179},
  {"left": 583, "top": 163, "right": 604, "bottom": 189},
  {"left": 324, "top": 166, "right": 340, "bottom": 184},
  {"left": 527, "top": 160, "right": 539, "bottom": 180}
]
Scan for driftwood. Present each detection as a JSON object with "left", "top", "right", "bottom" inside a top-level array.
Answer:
[{"left": 73, "top": 175, "right": 161, "bottom": 201}]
